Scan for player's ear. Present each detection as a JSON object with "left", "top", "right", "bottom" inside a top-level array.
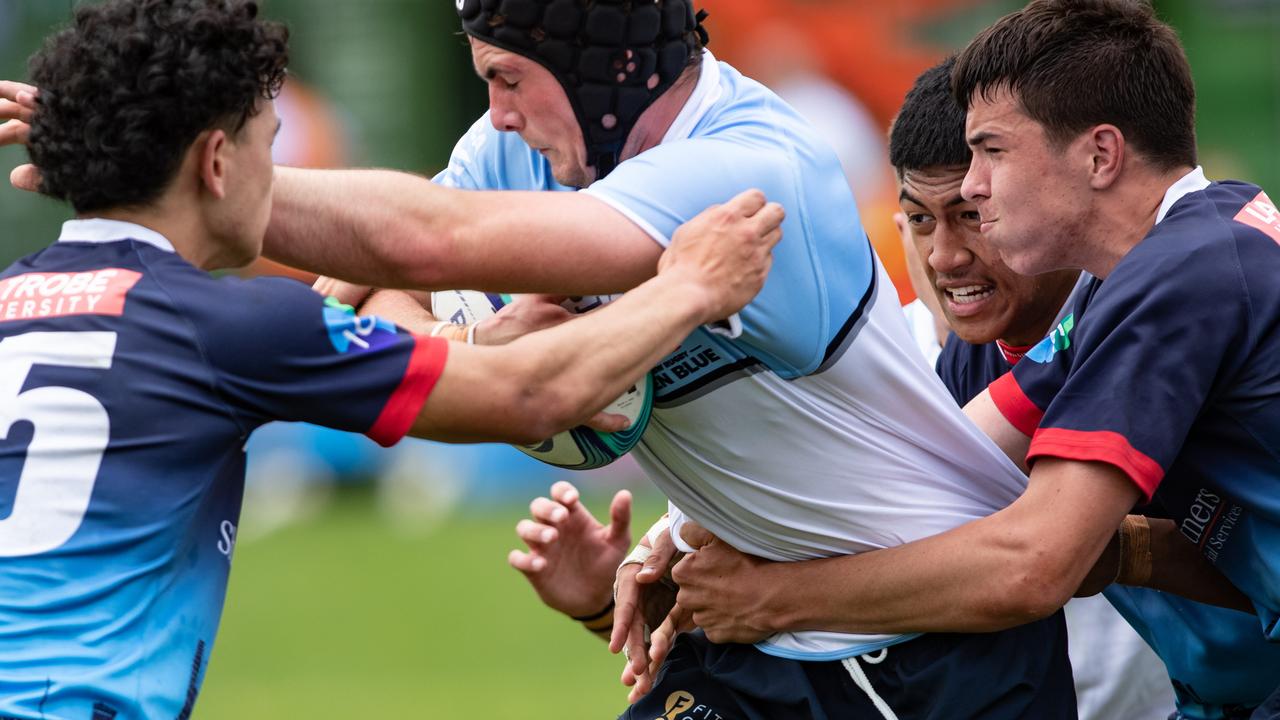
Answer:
[
  {"left": 1087, "top": 124, "right": 1125, "bottom": 191},
  {"left": 197, "top": 128, "right": 230, "bottom": 200}
]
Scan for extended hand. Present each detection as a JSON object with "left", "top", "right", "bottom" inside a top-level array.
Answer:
[
  {"left": 475, "top": 295, "right": 575, "bottom": 346},
  {"left": 659, "top": 189, "right": 784, "bottom": 323},
  {"left": 670, "top": 521, "right": 778, "bottom": 645},
  {"left": 0, "top": 81, "right": 40, "bottom": 191},
  {"left": 507, "top": 481, "right": 632, "bottom": 620}
]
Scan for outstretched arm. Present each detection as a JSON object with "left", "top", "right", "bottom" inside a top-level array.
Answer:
[
  {"left": 263, "top": 167, "right": 661, "bottom": 294},
  {"left": 405, "top": 190, "right": 783, "bottom": 444}
]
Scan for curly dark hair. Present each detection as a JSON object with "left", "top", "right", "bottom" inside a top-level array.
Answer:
[{"left": 28, "top": 0, "right": 289, "bottom": 213}]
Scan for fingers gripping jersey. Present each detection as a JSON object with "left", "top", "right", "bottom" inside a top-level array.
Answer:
[
  {"left": 0, "top": 221, "right": 444, "bottom": 719},
  {"left": 990, "top": 175, "right": 1280, "bottom": 646},
  {"left": 438, "top": 53, "right": 1029, "bottom": 659}
]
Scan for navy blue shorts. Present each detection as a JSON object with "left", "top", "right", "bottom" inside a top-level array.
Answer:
[{"left": 620, "top": 613, "right": 1076, "bottom": 720}]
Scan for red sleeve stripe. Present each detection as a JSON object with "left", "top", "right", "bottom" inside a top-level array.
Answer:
[
  {"left": 1027, "top": 428, "right": 1165, "bottom": 501},
  {"left": 367, "top": 336, "right": 449, "bottom": 448},
  {"left": 988, "top": 371, "right": 1044, "bottom": 437}
]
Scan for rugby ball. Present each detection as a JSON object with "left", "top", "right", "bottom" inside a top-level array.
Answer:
[{"left": 430, "top": 290, "right": 654, "bottom": 470}]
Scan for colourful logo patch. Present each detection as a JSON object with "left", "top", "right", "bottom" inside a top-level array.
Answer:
[
  {"left": 1025, "top": 314, "right": 1074, "bottom": 364},
  {"left": 322, "top": 296, "right": 399, "bottom": 354},
  {"left": 1233, "top": 190, "right": 1280, "bottom": 245}
]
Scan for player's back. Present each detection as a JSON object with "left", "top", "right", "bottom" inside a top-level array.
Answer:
[{"left": 0, "top": 227, "right": 252, "bottom": 719}]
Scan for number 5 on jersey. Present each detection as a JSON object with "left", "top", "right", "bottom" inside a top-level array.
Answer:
[{"left": 0, "top": 331, "right": 117, "bottom": 556}]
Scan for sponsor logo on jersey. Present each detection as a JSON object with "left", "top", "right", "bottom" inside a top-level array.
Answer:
[
  {"left": 1178, "top": 486, "right": 1245, "bottom": 562},
  {"left": 652, "top": 345, "right": 726, "bottom": 391},
  {"left": 1233, "top": 190, "right": 1280, "bottom": 245},
  {"left": 653, "top": 691, "right": 725, "bottom": 720},
  {"left": 1024, "top": 314, "right": 1074, "bottom": 364},
  {"left": 322, "top": 296, "right": 399, "bottom": 354},
  {"left": 0, "top": 268, "right": 142, "bottom": 323}
]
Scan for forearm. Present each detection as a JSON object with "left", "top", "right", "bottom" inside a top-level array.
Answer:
[
  {"left": 263, "top": 167, "right": 660, "bottom": 294},
  {"left": 506, "top": 272, "right": 710, "bottom": 428},
  {"left": 360, "top": 289, "right": 444, "bottom": 337},
  {"left": 1138, "top": 518, "right": 1254, "bottom": 613},
  {"left": 263, "top": 167, "right": 452, "bottom": 288},
  {"left": 734, "top": 461, "right": 1137, "bottom": 635},
  {"left": 753, "top": 514, "right": 1073, "bottom": 635}
]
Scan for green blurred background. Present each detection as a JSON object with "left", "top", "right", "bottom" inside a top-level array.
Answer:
[{"left": 0, "top": 1, "right": 1276, "bottom": 717}]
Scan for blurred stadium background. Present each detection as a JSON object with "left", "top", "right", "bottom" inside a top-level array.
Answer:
[{"left": 0, "top": 0, "right": 1276, "bottom": 716}]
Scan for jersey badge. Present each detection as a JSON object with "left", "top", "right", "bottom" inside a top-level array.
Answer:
[
  {"left": 1025, "top": 313, "right": 1074, "bottom": 364},
  {"left": 322, "top": 296, "right": 399, "bottom": 354},
  {"left": 0, "top": 268, "right": 142, "bottom": 323},
  {"left": 1233, "top": 190, "right": 1280, "bottom": 246}
]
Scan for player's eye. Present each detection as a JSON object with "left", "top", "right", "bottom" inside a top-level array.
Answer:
[
  {"left": 960, "top": 211, "right": 981, "bottom": 223},
  {"left": 907, "top": 213, "right": 934, "bottom": 227}
]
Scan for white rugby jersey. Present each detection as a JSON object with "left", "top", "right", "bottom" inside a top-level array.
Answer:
[{"left": 436, "top": 51, "right": 1028, "bottom": 660}]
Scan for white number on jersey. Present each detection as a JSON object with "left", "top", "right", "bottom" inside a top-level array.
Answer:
[{"left": 0, "top": 331, "right": 117, "bottom": 556}]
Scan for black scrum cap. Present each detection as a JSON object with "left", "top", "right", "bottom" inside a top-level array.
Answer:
[{"left": 458, "top": 0, "right": 709, "bottom": 179}]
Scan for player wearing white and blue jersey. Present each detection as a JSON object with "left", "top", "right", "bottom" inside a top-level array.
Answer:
[
  {"left": 0, "top": 3, "right": 782, "bottom": 717},
  {"left": 184, "top": 0, "right": 1084, "bottom": 712},
  {"left": 360, "top": 3, "right": 1076, "bottom": 717}
]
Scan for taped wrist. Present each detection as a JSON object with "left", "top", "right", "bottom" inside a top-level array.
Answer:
[{"left": 1116, "top": 515, "right": 1153, "bottom": 586}]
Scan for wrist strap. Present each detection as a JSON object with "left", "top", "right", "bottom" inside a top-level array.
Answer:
[
  {"left": 572, "top": 599, "right": 615, "bottom": 638},
  {"left": 1117, "top": 515, "right": 1153, "bottom": 586}
]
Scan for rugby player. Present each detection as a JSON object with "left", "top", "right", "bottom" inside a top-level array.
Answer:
[
  {"left": 663, "top": 1, "right": 1280, "bottom": 717},
  {"left": 0, "top": 1, "right": 780, "bottom": 717},
  {"left": 632, "top": 54, "right": 1280, "bottom": 720}
]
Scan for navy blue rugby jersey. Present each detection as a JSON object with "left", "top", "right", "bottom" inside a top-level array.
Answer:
[
  {"left": 941, "top": 301, "right": 1280, "bottom": 715},
  {"left": 935, "top": 334, "right": 1032, "bottom": 406},
  {"left": 989, "top": 174, "right": 1280, "bottom": 643},
  {"left": 0, "top": 219, "right": 445, "bottom": 719}
]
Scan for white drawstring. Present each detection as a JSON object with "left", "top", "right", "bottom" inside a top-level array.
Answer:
[{"left": 841, "top": 648, "right": 900, "bottom": 720}]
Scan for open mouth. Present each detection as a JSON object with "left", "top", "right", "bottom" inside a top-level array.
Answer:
[{"left": 944, "top": 284, "right": 996, "bottom": 309}]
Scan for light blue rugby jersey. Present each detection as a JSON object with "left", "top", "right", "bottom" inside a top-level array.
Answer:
[{"left": 436, "top": 52, "right": 1030, "bottom": 659}]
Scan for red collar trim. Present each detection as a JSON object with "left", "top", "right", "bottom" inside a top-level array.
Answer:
[{"left": 997, "top": 340, "right": 1036, "bottom": 366}]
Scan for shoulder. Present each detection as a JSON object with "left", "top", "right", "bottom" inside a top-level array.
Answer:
[{"left": 434, "top": 113, "right": 559, "bottom": 191}]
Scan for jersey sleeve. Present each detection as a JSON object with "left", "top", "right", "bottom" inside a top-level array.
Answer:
[
  {"left": 988, "top": 249, "right": 1248, "bottom": 500},
  {"left": 177, "top": 275, "right": 448, "bottom": 447},
  {"left": 582, "top": 135, "right": 875, "bottom": 377},
  {"left": 431, "top": 113, "right": 563, "bottom": 192}
]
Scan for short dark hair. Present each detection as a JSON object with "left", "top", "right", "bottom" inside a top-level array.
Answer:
[
  {"left": 28, "top": 0, "right": 289, "bottom": 213},
  {"left": 889, "top": 56, "right": 970, "bottom": 175},
  {"left": 952, "top": 0, "right": 1196, "bottom": 170}
]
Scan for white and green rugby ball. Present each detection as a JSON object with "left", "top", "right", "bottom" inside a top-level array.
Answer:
[{"left": 431, "top": 290, "right": 653, "bottom": 470}]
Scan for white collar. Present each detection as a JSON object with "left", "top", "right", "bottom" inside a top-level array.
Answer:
[
  {"left": 660, "top": 50, "right": 723, "bottom": 144},
  {"left": 1155, "top": 166, "right": 1210, "bottom": 225},
  {"left": 58, "top": 218, "right": 176, "bottom": 253}
]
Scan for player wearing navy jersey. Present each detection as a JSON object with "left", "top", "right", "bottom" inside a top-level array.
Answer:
[
  {"left": 0, "top": 2, "right": 781, "bottom": 718},
  {"left": 659, "top": 3, "right": 1280, "bottom": 718}
]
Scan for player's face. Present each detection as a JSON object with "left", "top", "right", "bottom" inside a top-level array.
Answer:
[
  {"left": 901, "top": 165, "right": 1079, "bottom": 346},
  {"left": 470, "top": 39, "right": 593, "bottom": 188},
  {"left": 961, "top": 89, "right": 1092, "bottom": 277},
  {"left": 211, "top": 99, "right": 279, "bottom": 268}
]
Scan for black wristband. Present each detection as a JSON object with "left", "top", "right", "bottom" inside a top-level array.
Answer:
[{"left": 571, "top": 598, "right": 616, "bottom": 623}]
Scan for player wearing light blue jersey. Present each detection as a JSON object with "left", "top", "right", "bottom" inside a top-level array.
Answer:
[
  {"left": 230, "top": 1, "right": 1082, "bottom": 716},
  {"left": 0, "top": 2, "right": 782, "bottom": 717}
]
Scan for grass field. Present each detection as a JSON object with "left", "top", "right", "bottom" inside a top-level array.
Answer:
[{"left": 197, "top": 487, "right": 663, "bottom": 719}]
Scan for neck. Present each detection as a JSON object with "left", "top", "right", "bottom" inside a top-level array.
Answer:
[
  {"left": 619, "top": 61, "right": 702, "bottom": 162},
  {"left": 1078, "top": 164, "right": 1196, "bottom": 279},
  {"left": 88, "top": 200, "right": 220, "bottom": 270}
]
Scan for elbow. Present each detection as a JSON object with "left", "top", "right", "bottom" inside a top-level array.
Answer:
[{"left": 991, "top": 556, "right": 1077, "bottom": 626}]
